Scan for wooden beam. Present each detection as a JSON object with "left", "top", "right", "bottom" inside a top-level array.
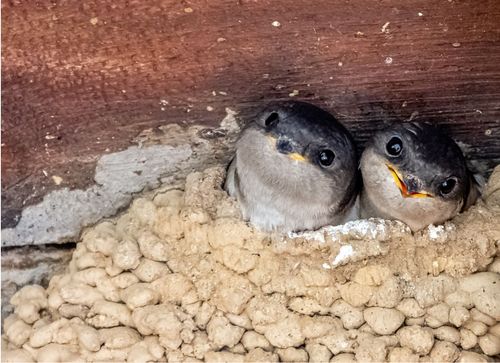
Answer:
[{"left": 2, "top": 0, "right": 500, "bottom": 228}]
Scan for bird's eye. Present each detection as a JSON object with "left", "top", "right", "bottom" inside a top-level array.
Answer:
[
  {"left": 264, "top": 112, "right": 279, "bottom": 128},
  {"left": 439, "top": 177, "right": 457, "bottom": 195},
  {"left": 318, "top": 149, "right": 335, "bottom": 167},
  {"left": 386, "top": 136, "right": 403, "bottom": 156}
]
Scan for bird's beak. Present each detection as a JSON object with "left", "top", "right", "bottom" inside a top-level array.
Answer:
[
  {"left": 386, "top": 164, "right": 433, "bottom": 198},
  {"left": 288, "top": 153, "right": 307, "bottom": 162},
  {"left": 268, "top": 136, "right": 307, "bottom": 162}
]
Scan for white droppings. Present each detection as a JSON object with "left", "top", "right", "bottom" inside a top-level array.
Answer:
[
  {"left": 322, "top": 263, "right": 332, "bottom": 269},
  {"left": 288, "top": 229, "right": 325, "bottom": 244},
  {"left": 426, "top": 224, "right": 454, "bottom": 243},
  {"left": 289, "top": 218, "right": 408, "bottom": 246},
  {"left": 418, "top": 12, "right": 424, "bottom": 17},
  {"left": 426, "top": 224, "right": 456, "bottom": 244},
  {"left": 385, "top": 57, "right": 393, "bottom": 65},
  {"left": 289, "top": 90, "right": 299, "bottom": 97},
  {"left": 324, "top": 219, "right": 390, "bottom": 241},
  {"left": 381, "top": 22, "right": 390, "bottom": 33},
  {"left": 272, "top": 21, "right": 281, "bottom": 27},
  {"left": 206, "top": 106, "right": 214, "bottom": 112},
  {"left": 159, "top": 100, "right": 169, "bottom": 106},
  {"left": 332, "top": 245, "right": 354, "bottom": 266},
  {"left": 427, "top": 225, "right": 444, "bottom": 240}
]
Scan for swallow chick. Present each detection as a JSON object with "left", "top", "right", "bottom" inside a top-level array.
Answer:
[
  {"left": 225, "top": 101, "right": 359, "bottom": 233},
  {"left": 360, "top": 122, "right": 479, "bottom": 231}
]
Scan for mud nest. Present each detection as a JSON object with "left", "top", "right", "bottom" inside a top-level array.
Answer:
[{"left": 2, "top": 166, "right": 500, "bottom": 362}]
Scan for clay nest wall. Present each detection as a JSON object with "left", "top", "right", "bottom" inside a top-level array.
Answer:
[{"left": 2, "top": 165, "right": 500, "bottom": 362}]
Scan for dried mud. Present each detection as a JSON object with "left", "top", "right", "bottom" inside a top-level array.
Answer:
[{"left": 2, "top": 165, "right": 500, "bottom": 362}]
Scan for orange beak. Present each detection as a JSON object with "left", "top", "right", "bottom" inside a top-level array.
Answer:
[{"left": 386, "top": 164, "right": 433, "bottom": 198}]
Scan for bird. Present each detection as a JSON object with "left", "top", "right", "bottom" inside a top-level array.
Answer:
[
  {"left": 359, "top": 122, "right": 479, "bottom": 232},
  {"left": 225, "top": 101, "right": 359, "bottom": 233}
]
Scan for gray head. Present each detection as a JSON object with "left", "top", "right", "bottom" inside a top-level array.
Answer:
[
  {"left": 360, "top": 122, "right": 477, "bottom": 231},
  {"left": 228, "top": 101, "right": 359, "bottom": 231}
]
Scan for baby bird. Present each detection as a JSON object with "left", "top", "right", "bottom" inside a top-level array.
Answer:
[
  {"left": 225, "top": 101, "right": 359, "bottom": 232},
  {"left": 360, "top": 122, "right": 479, "bottom": 231}
]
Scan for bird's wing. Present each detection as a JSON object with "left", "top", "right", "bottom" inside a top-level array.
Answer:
[
  {"left": 224, "top": 156, "right": 238, "bottom": 197},
  {"left": 462, "top": 172, "right": 482, "bottom": 211}
]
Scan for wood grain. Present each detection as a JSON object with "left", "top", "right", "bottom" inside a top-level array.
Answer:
[{"left": 2, "top": 0, "right": 500, "bottom": 227}]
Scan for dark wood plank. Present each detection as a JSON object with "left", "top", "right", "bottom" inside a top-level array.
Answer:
[{"left": 2, "top": 0, "right": 500, "bottom": 227}]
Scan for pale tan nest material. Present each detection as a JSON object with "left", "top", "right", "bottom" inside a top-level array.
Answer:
[{"left": 2, "top": 166, "right": 500, "bottom": 362}]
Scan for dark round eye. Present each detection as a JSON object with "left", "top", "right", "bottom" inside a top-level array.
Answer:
[
  {"left": 439, "top": 178, "right": 457, "bottom": 195},
  {"left": 318, "top": 149, "right": 335, "bottom": 167},
  {"left": 386, "top": 136, "right": 403, "bottom": 156},
  {"left": 264, "top": 112, "right": 279, "bottom": 128}
]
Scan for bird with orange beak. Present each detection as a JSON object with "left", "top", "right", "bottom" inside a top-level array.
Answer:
[
  {"left": 360, "top": 122, "right": 479, "bottom": 231},
  {"left": 225, "top": 101, "right": 359, "bottom": 232}
]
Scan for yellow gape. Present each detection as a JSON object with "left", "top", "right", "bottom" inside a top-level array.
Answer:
[
  {"left": 288, "top": 153, "right": 306, "bottom": 162},
  {"left": 386, "top": 164, "right": 432, "bottom": 199},
  {"left": 267, "top": 135, "right": 307, "bottom": 162}
]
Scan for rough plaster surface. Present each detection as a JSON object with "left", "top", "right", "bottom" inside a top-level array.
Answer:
[
  {"left": 1, "top": 109, "right": 240, "bottom": 247},
  {"left": 1, "top": 245, "right": 74, "bottom": 321}
]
